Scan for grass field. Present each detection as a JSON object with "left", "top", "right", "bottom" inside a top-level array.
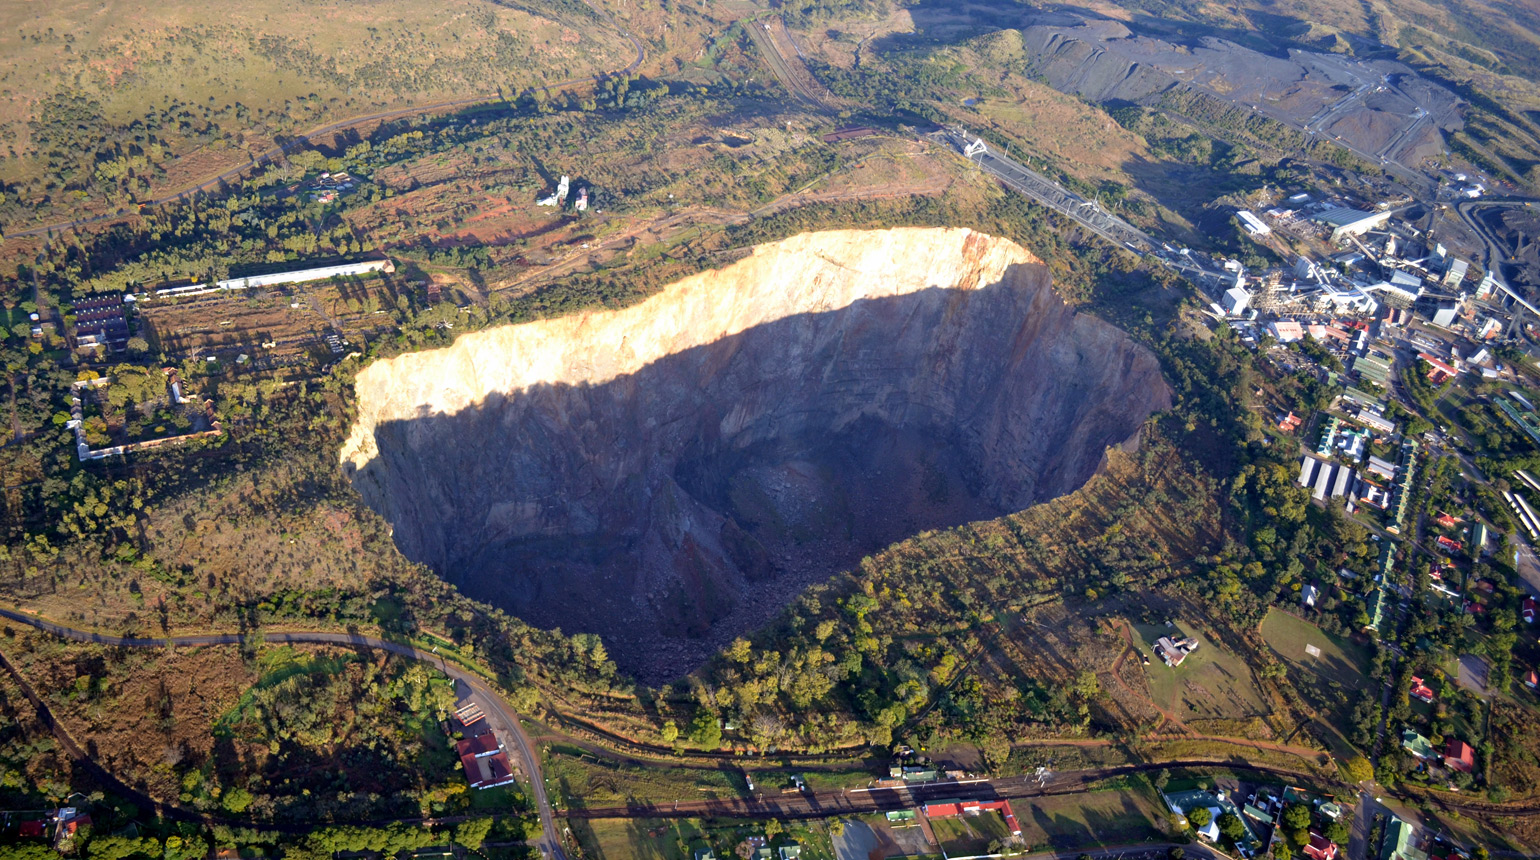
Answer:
[
  {"left": 569, "top": 818, "right": 837, "bottom": 860},
  {"left": 542, "top": 744, "right": 743, "bottom": 808},
  {"left": 1134, "top": 621, "right": 1269, "bottom": 722},
  {"left": 1259, "top": 608, "right": 1372, "bottom": 752},
  {"left": 929, "top": 814, "right": 1011, "bottom": 856},
  {"left": 1011, "top": 786, "right": 1169, "bottom": 851},
  {"left": 1261, "top": 609, "right": 1372, "bottom": 686}
]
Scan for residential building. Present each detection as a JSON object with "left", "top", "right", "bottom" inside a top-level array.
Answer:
[
  {"left": 1410, "top": 676, "right": 1434, "bottom": 703},
  {"left": 1380, "top": 817, "right": 1426, "bottom": 860},
  {"left": 1444, "top": 739, "right": 1475, "bottom": 773},
  {"left": 1305, "top": 832, "right": 1339, "bottom": 860},
  {"left": 456, "top": 733, "right": 518, "bottom": 790},
  {"left": 1401, "top": 729, "right": 1436, "bottom": 760},
  {"left": 1156, "top": 635, "right": 1201, "bottom": 667}
]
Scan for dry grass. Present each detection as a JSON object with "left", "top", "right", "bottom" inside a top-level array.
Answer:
[
  {"left": 3, "top": 629, "right": 256, "bottom": 800},
  {"left": 0, "top": 0, "right": 633, "bottom": 193}
]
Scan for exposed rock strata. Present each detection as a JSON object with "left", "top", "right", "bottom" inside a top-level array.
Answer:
[{"left": 342, "top": 228, "right": 1170, "bottom": 679}]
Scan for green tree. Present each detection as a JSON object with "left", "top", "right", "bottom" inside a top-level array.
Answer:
[
  {"left": 1324, "top": 820, "right": 1349, "bottom": 845},
  {"left": 221, "top": 786, "right": 254, "bottom": 814},
  {"left": 1186, "top": 807, "right": 1212, "bottom": 829},
  {"left": 1343, "top": 755, "right": 1374, "bottom": 783},
  {"left": 1281, "top": 803, "right": 1312, "bottom": 831},
  {"left": 454, "top": 818, "right": 493, "bottom": 850},
  {"left": 689, "top": 709, "right": 722, "bottom": 749},
  {"left": 1218, "top": 813, "right": 1245, "bottom": 841}
]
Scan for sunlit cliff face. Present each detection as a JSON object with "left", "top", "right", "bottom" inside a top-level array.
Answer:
[{"left": 342, "top": 228, "right": 1170, "bottom": 680}]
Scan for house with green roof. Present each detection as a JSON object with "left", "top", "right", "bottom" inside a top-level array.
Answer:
[
  {"left": 1380, "top": 817, "right": 1426, "bottom": 860},
  {"left": 1366, "top": 588, "right": 1387, "bottom": 634},
  {"left": 1401, "top": 729, "right": 1435, "bottom": 760}
]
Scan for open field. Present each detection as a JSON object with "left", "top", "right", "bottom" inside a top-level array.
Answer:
[
  {"left": 1011, "top": 786, "right": 1169, "bottom": 851},
  {"left": 1261, "top": 609, "right": 1372, "bottom": 687},
  {"left": 1133, "top": 617, "right": 1269, "bottom": 723},
  {"left": 0, "top": 0, "right": 634, "bottom": 217},
  {"left": 570, "top": 817, "right": 838, "bottom": 860},
  {"left": 542, "top": 744, "right": 744, "bottom": 808}
]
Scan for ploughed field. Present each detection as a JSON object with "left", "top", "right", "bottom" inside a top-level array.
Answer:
[{"left": 341, "top": 228, "right": 1169, "bottom": 679}]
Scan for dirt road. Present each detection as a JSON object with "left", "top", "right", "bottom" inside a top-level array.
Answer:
[{"left": 3, "top": 6, "right": 646, "bottom": 244}]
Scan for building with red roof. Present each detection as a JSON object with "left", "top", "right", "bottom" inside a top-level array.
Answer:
[
  {"left": 1419, "top": 353, "right": 1458, "bottom": 383},
  {"left": 1444, "top": 739, "right": 1475, "bottom": 773},
  {"left": 1410, "top": 676, "right": 1435, "bottom": 703},
  {"left": 922, "top": 799, "right": 1021, "bottom": 836},
  {"left": 18, "top": 820, "right": 47, "bottom": 838},
  {"left": 457, "top": 734, "right": 518, "bottom": 789},
  {"left": 1304, "top": 832, "right": 1338, "bottom": 860}
]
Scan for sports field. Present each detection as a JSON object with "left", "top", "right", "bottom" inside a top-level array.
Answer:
[{"left": 1260, "top": 609, "right": 1372, "bottom": 686}]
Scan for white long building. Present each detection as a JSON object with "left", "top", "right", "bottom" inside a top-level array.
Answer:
[
  {"left": 1298, "top": 455, "right": 1357, "bottom": 501},
  {"left": 149, "top": 259, "right": 395, "bottom": 299}
]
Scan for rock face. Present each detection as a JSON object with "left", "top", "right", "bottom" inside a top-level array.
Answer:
[{"left": 342, "top": 228, "right": 1170, "bottom": 679}]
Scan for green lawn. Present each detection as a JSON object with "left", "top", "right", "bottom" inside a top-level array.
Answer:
[
  {"left": 1260, "top": 608, "right": 1374, "bottom": 757},
  {"left": 569, "top": 818, "right": 836, "bottom": 860},
  {"left": 542, "top": 745, "right": 743, "bottom": 808},
  {"left": 1012, "top": 787, "right": 1167, "bottom": 851},
  {"left": 929, "top": 815, "right": 1008, "bottom": 856},
  {"left": 1133, "top": 622, "right": 1269, "bottom": 720},
  {"left": 1261, "top": 609, "right": 1372, "bottom": 686}
]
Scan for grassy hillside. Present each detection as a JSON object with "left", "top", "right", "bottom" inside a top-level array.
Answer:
[{"left": 0, "top": 0, "right": 635, "bottom": 221}]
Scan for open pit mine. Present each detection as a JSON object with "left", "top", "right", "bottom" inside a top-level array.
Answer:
[{"left": 341, "top": 227, "right": 1170, "bottom": 679}]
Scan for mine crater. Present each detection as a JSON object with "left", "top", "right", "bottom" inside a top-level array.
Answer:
[{"left": 342, "top": 228, "right": 1169, "bottom": 679}]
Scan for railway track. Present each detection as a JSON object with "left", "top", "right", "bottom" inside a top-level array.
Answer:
[{"left": 7, "top": 605, "right": 1540, "bottom": 832}]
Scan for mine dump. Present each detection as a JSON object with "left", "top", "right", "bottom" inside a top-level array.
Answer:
[{"left": 341, "top": 228, "right": 1169, "bottom": 678}]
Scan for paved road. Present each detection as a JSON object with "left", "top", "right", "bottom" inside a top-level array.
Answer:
[
  {"left": 0, "top": 607, "right": 573, "bottom": 857},
  {"left": 2, "top": 7, "right": 646, "bottom": 243},
  {"left": 12, "top": 606, "right": 1540, "bottom": 839}
]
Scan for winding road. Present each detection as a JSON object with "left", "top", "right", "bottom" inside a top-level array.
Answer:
[
  {"left": 7, "top": 600, "right": 1540, "bottom": 860},
  {"left": 0, "top": 608, "right": 569, "bottom": 859},
  {"left": 3, "top": 7, "right": 646, "bottom": 243}
]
